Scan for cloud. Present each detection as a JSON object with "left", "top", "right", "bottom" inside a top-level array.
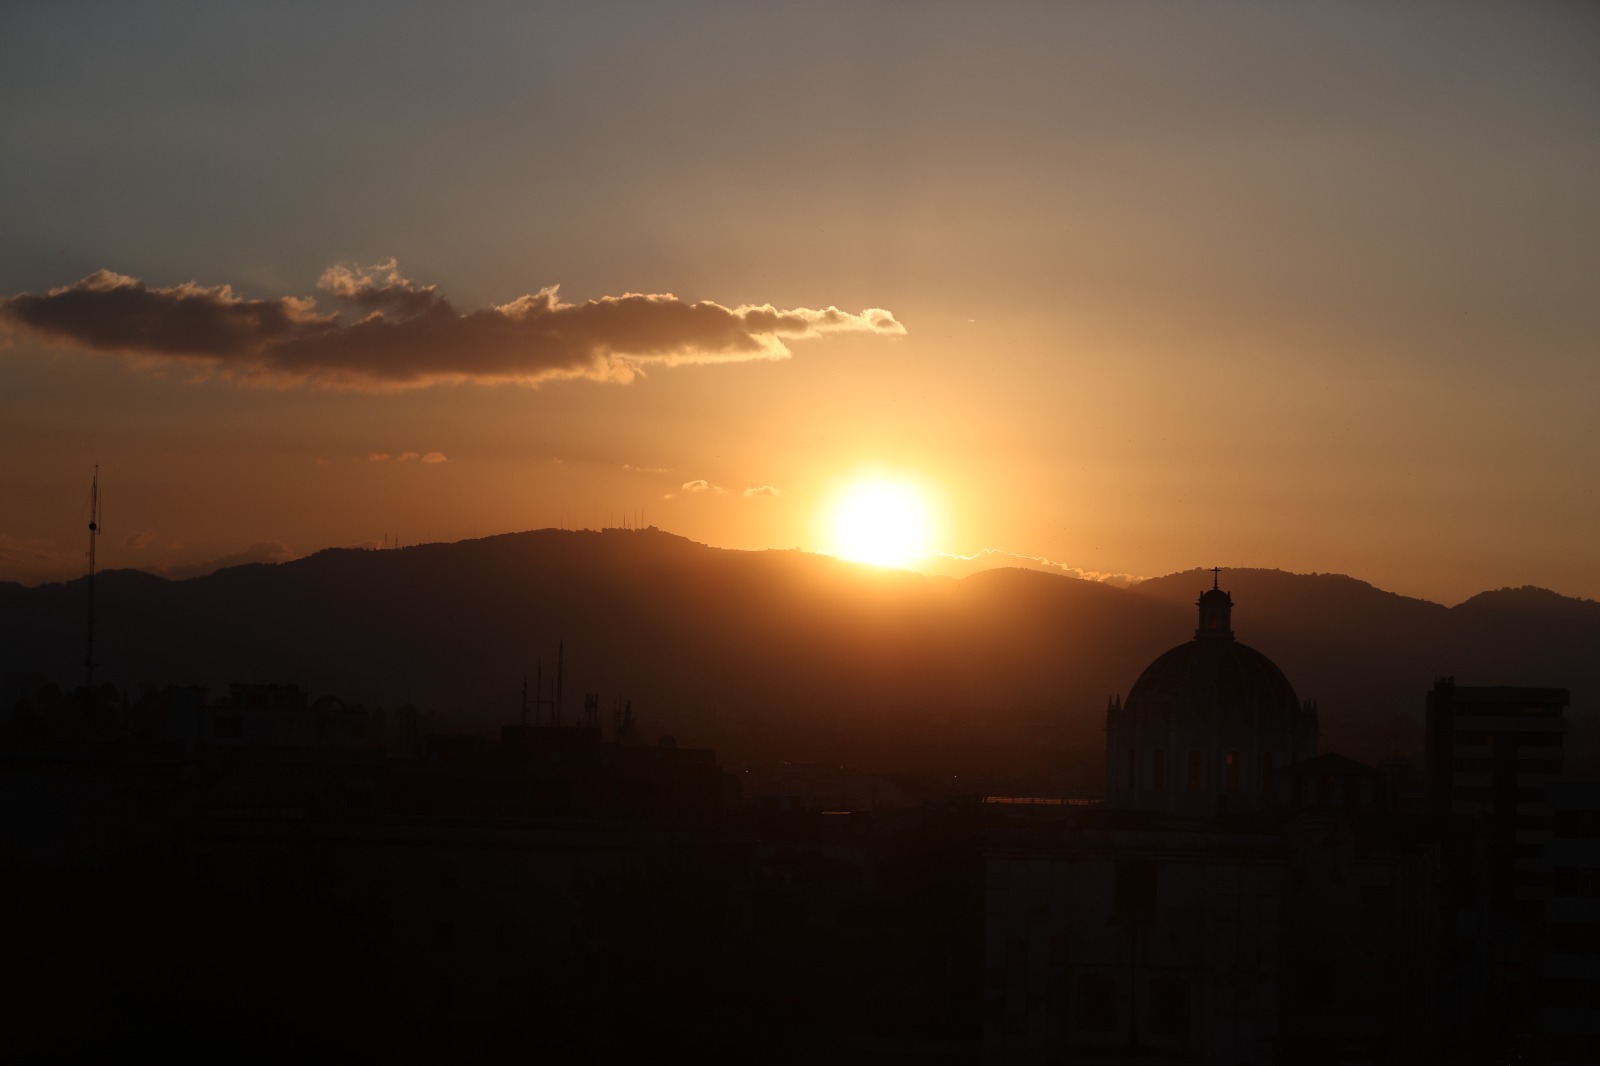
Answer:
[
  {"left": 124, "top": 529, "right": 157, "bottom": 549},
  {"left": 316, "top": 258, "right": 441, "bottom": 318},
  {"left": 924, "top": 548, "right": 1145, "bottom": 587},
  {"left": 419, "top": 452, "right": 447, "bottom": 464},
  {"left": 0, "top": 263, "right": 906, "bottom": 392},
  {"left": 155, "top": 541, "right": 296, "bottom": 581},
  {"left": 681, "top": 479, "right": 728, "bottom": 495},
  {"left": 368, "top": 451, "right": 392, "bottom": 461},
  {"left": 742, "top": 485, "right": 780, "bottom": 498},
  {"left": 396, "top": 451, "right": 420, "bottom": 462},
  {"left": 623, "top": 463, "right": 668, "bottom": 473}
]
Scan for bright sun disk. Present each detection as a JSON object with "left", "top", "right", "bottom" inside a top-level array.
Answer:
[{"left": 827, "top": 479, "right": 933, "bottom": 568}]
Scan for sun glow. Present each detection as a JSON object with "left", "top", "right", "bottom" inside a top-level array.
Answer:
[{"left": 826, "top": 479, "right": 934, "bottom": 568}]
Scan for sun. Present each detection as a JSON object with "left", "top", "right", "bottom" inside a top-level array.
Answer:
[{"left": 826, "top": 479, "right": 934, "bottom": 568}]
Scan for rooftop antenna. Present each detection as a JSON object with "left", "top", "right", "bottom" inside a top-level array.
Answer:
[
  {"left": 555, "top": 638, "right": 565, "bottom": 726},
  {"left": 85, "top": 465, "right": 101, "bottom": 691},
  {"left": 534, "top": 658, "right": 556, "bottom": 726}
]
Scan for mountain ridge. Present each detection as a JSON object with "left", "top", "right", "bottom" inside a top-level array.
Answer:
[{"left": 3, "top": 528, "right": 1594, "bottom": 772}]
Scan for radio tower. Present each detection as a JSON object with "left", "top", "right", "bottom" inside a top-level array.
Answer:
[{"left": 85, "top": 465, "right": 100, "bottom": 691}]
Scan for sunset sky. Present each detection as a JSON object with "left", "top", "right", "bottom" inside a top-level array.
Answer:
[{"left": 2, "top": 2, "right": 1596, "bottom": 605}]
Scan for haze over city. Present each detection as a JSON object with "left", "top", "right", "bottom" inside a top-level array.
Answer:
[{"left": 2, "top": 2, "right": 1597, "bottom": 606}]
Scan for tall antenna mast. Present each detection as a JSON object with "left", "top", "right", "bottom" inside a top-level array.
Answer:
[{"left": 85, "top": 465, "right": 100, "bottom": 691}]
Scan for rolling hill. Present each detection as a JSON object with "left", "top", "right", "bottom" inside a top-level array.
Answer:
[{"left": 3, "top": 528, "right": 1595, "bottom": 773}]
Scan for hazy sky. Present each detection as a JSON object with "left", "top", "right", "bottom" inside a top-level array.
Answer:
[{"left": 2, "top": 1, "right": 1596, "bottom": 605}]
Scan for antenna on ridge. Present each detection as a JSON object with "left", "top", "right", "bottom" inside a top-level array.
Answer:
[{"left": 85, "top": 465, "right": 101, "bottom": 691}]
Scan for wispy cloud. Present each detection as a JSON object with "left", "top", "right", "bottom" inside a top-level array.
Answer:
[
  {"left": 743, "top": 485, "right": 780, "bottom": 498},
  {"left": 396, "top": 451, "right": 420, "bottom": 462},
  {"left": 419, "top": 451, "right": 447, "bottom": 464},
  {"left": 124, "top": 529, "right": 157, "bottom": 549},
  {"left": 368, "top": 451, "right": 392, "bottom": 461},
  {"left": 925, "top": 548, "right": 1144, "bottom": 587},
  {"left": 682, "top": 479, "right": 728, "bottom": 495},
  {"left": 0, "top": 261, "right": 906, "bottom": 392}
]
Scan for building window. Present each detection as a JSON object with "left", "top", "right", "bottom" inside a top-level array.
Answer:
[
  {"left": 1078, "top": 974, "right": 1115, "bottom": 1031},
  {"left": 1224, "top": 751, "right": 1240, "bottom": 792},
  {"left": 1150, "top": 975, "right": 1190, "bottom": 1036},
  {"left": 1152, "top": 749, "right": 1166, "bottom": 790},
  {"left": 1187, "top": 750, "right": 1201, "bottom": 791}
]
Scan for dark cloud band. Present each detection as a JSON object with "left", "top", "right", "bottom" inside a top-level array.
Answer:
[{"left": 0, "top": 261, "right": 905, "bottom": 391}]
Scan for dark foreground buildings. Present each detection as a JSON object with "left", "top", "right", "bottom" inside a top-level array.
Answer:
[
  {"left": 1, "top": 682, "right": 751, "bottom": 1060},
  {"left": 1, "top": 679, "right": 980, "bottom": 1062},
  {"left": 3, "top": 580, "right": 1591, "bottom": 1063},
  {"left": 983, "top": 581, "right": 1437, "bottom": 1065},
  {"left": 981, "top": 582, "right": 1585, "bottom": 1066}
]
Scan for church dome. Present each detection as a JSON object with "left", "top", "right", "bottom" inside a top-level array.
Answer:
[
  {"left": 1106, "top": 571, "right": 1317, "bottom": 816},
  {"left": 1125, "top": 635, "right": 1301, "bottom": 725},
  {"left": 1124, "top": 582, "right": 1299, "bottom": 726}
]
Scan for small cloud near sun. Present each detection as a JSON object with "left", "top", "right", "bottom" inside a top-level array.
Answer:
[
  {"left": 682, "top": 479, "right": 728, "bottom": 495},
  {"left": 624, "top": 463, "right": 669, "bottom": 474},
  {"left": 743, "top": 485, "right": 780, "bottom": 498},
  {"left": 926, "top": 548, "right": 1144, "bottom": 587},
  {"left": 0, "top": 261, "right": 905, "bottom": 391}
]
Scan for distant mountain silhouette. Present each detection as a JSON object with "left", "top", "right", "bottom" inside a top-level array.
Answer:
[{"left": 3, "top": 530, "right": 1595, "bottom": 772}]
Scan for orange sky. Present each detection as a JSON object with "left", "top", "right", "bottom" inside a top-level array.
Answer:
[{"left": 2, "top": 3, "right": 1596, "bottom": 605}]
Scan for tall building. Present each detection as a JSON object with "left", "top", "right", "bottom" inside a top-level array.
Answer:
[
  {"left": 1426, "top": 679, "right": 1568, "bottom": 824},
  {"left": 1105, "top": 575, "right": 1317, "bottom": 817},
  {"left": 1425, "top": 679, "right": 1569, "bottom": 1055},
  {"left": 1542, "top": 779, "right": 1600, "bottom": 1066}
]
